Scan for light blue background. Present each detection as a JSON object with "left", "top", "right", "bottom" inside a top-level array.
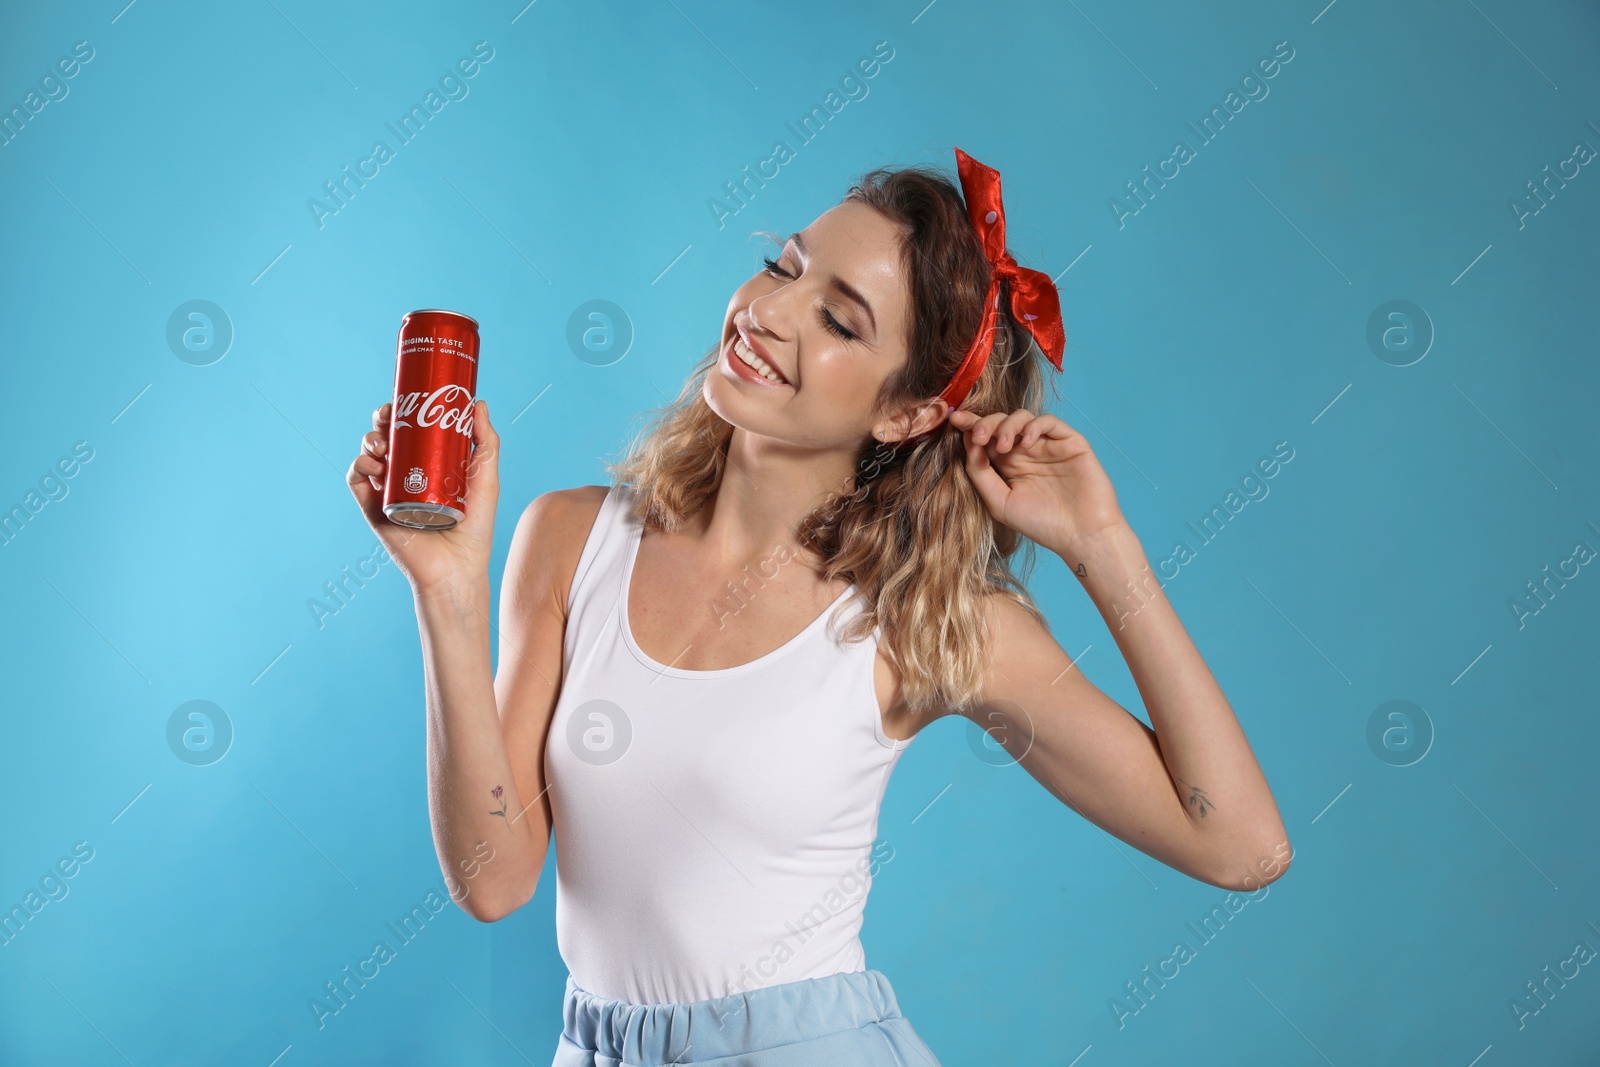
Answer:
[{"left": 2, "top": 0, "right": 1598, "bottom": 1063}]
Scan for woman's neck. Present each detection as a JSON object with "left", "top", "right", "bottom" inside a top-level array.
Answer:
[{"left": 708, "top": 431, "right": 858, "bottom": 560}]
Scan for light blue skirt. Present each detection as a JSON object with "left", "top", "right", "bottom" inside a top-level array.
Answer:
[{"left": 550, "top": 967, "right": 943, "bottom": 1066}]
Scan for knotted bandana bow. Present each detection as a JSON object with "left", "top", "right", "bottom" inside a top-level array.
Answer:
[{"left": 938, "top": 147, "right": 1066, "bottom": 410}]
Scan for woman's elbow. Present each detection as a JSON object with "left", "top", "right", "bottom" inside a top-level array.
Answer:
[
  {"left": 458, "top": 878, "right": 538, "bottom": 923},
  {"left": 1207, "top": 837, "right": 1294, "bottom": 892}
]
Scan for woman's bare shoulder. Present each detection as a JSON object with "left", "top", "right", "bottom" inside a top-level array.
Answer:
[
  {"left": 537, "top": 484, "right": 611, "bottom": 520},
  {"left": 502, "top": 485, "right": 612, "bottom": 617}
]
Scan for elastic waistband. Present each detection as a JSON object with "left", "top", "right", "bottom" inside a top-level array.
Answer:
[{"left": 555, "top": 968, "right": 916, "bottom": 1065}]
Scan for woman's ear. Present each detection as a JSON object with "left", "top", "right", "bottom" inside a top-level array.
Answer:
[
  {"left": 873, "top": 397, "right": 951, "bottom": 444},
  {"left": 904, "top": 397, "right": 952, "bottom": 438}
]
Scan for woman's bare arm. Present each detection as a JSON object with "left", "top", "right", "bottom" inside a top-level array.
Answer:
[
  {"left": 973, "top": 526, "right": 1291, "bottom": 891},
  {"left": 945, "top": 407, "right": 1290, "bottom": 891},
  {"left": 416, "top": 486, "right": 605, "bottom": 921}
]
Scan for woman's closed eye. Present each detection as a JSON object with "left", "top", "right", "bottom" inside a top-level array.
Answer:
[{"left": 760, "top": 256, "right": 858, "bottom": 341}]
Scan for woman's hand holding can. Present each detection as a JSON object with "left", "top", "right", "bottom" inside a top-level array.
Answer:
[{"left": 346, "top": 397, "right": 501, "bottom": 604}]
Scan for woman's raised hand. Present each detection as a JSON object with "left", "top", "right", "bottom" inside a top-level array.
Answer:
[
  {"left": 346, "top": 398, "right": 501, "bottom": 600},
  {"left": 948, "top": 406, "right": 1127, "bottom": 556}
]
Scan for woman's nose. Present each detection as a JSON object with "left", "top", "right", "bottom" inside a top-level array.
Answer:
[{"left": 746, "top": 289, "right": 792, "bottom": 342}]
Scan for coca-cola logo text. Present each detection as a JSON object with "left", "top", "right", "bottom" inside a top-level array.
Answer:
[{"left": 392, "top": 385, "right": 475, "bottom": 438}]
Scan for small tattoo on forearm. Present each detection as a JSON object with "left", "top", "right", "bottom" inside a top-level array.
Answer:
[
  {"left": 489, "top": 785, "right": 507, "bottom": 818},
  {"left": 1182, "top": 781, "right": 1215, "bottom": 818},
  {"left": 1074, "top": 563, "right": 1087, "bottom": 577}
]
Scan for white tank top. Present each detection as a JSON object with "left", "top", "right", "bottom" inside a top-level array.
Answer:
[{"left": 543, "top": 481, "right": 914, "bottom": 1005}]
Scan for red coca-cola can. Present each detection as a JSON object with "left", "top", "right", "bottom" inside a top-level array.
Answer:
[{"left": 382, "top": 309, "right": 480, "bottom": 530}]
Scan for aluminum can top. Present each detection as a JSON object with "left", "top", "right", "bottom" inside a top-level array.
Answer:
[{"left": 404, "top": 308, "right": 478, "bottom": 328}]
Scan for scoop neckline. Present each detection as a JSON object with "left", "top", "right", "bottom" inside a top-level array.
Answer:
[{"left": 618, "top": 519, "right": 856, "bottom": 679}]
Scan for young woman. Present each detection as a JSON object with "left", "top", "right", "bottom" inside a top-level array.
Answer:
[{"left": 346, "top": 148, "right": 1291, "bottom": 1065}]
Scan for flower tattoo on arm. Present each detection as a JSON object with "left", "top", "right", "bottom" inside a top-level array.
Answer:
[
  {"left": 1180, "top": 780, "right": 1215, "bottom": 818},
  {"left": 489, "top": 785, "right": 507, "bottom": 818}
]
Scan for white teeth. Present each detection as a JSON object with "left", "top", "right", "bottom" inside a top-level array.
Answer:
[{"left": 734, "top": 338, "right": 786, "bottom": 384}]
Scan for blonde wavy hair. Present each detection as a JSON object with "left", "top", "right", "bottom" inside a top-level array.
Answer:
[{"left": 605, "top": 158, "right": 1067, "bottom": 719}]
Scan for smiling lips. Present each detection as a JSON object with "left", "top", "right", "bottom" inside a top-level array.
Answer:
[{"left": 729, "top": 333, "right": 791, "bottom": 386}]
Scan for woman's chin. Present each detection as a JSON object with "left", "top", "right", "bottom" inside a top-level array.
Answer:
[{"left": 702, "top": 375, "right": 786, "bottom": 435}]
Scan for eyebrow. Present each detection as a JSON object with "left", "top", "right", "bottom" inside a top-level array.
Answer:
[{"left": 787, "top": 231, "right": 877, "bottom": 337}]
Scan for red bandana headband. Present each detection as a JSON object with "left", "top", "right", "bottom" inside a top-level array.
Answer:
[{"left": 938, "top": 147, "right": 1066, "bottom": 410}]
